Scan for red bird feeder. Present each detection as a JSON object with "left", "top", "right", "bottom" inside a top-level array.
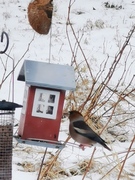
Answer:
[{"left": 15, "top": 60, "right": 76, "bottom": 149}]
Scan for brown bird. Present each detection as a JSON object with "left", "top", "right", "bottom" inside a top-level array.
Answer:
[{"left": 68, "top": 110, "right": 111, "bottom": 151}]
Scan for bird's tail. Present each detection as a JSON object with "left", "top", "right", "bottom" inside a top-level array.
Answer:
[
  {"left": 96, "top": 136, "right": 111, "bottom": 151},
  {"left": 102, "top": 143, "right": 111, "bottom": 151}
]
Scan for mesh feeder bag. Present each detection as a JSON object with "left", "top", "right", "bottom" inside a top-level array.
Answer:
[
  {"left": 0, "top": 111, "right": 14, "bottom": 180},
  {"left": 0, "top": 100, "right": 22, "bottom": 179}
]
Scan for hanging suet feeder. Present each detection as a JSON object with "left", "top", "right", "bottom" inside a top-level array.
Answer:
[
  {"left": 28, "top": 0, "right": 53, "bottom": 34},
  {"left": 0, "top": 100, "right": 22, "bottom": 180}
]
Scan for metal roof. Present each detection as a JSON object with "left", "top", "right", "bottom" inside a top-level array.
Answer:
[{"left": 18, "top": 60, "right": 76, "bottom": 91}]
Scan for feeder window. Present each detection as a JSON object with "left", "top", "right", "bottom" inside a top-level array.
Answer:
[{"left": 32, "top": 88, "right": 60, "bottom": 119}]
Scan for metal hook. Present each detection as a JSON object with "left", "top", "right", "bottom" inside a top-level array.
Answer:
[{"left": 0, "top": 31, "right": 9, "bottom": 54}]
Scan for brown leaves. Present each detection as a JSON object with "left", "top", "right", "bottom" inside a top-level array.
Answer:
[{"left": 28, "top": 0, "right": 53, "bottom": 34}]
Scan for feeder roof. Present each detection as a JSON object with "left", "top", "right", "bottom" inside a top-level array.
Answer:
[
  {"left": 18, "top": 60, "right": 76, "bottom": 91},
  {"left": 0, "top": 100, "right": 23, "bottom": 111}
]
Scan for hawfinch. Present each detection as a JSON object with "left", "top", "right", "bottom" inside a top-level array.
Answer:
[{"left": 68, "top": 110, "right": 111, "bottom": 151}]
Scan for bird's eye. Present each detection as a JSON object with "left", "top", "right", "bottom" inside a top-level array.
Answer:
[{"left": 70, "top": 111, "right": 75, "bottom": 115}]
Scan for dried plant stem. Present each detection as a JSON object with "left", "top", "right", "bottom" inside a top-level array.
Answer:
[
  {"left": 100, "top": 151, "right": 135, "bottom": 179},
  {"left": 66, "top": 0, "right": 94, "bottom": 80},
  {"left": 82, "top": 147, "right": 96, "bottom": 180},
  {"left": 40, "top": 136, "right": 71, "bottom": 180},
  {"left": 40, "top": 150, "right": 61, "bottom": 180},
  {"left": 94, "top": 149, "right": 135, "bottom": 160},
  {"left": 117, "top": 135, "right": 135, "bottom": 180},
  {"left": 0, "top": 34, "right": 35, "bottom": 89},
  {"left": 101, "top": 86, "right": 135, "bottom": 134},
  {"left": 86, "top": 25, "right": 135, "bottom": 116}
]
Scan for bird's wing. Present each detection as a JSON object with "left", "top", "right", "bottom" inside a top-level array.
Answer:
[{"left": 73, "top": 120, "right": 106, "bottom": 143}]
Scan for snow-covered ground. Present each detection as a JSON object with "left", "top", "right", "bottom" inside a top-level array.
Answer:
[{"left": 0, "top": 0, "right": 135, "bottom": 179}]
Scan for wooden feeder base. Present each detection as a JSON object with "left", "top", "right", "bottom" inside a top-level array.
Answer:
[{"left": 13, "top": 136, "right": 65, "bottom": 149}]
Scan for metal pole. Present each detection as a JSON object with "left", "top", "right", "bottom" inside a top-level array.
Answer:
[{"left": 37, "top": 148, "right": 48, "bottom": 180}]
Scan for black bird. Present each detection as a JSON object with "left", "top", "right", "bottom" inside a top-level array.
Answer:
[{"left": 0, "top": 100, "right": 23, "bottom": 111}]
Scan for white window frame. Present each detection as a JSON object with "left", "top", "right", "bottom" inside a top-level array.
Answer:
[{"left": 32, "top": 88, "right": 60, "bottom": 119}]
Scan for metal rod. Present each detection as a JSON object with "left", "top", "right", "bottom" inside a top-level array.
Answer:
[
  {"left": 48, "top": 25, "right": 52, "bottom": 63},
  {"left": 0, "top": 31, "right": 9, "bottom": 54},
  {"left": 12, "top": 57, "right": 15, "bottom": 102},
  {"left": 37, "top": 148, "right": 48, "bottom": 180}
]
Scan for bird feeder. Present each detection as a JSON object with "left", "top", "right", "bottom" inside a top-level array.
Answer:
[
  {"left": 16, "top": 60, "right": 76, "bottom": 149},
  {"left": 0, "top": 100, "right": 22, "bottom": 180}
]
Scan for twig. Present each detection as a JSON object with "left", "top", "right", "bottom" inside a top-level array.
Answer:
[
  {"left": 82, "top": 147, "right": 96, "bottom": 180},
  {"left": 117, "top": 135, "right": 135, "bottom": 180},
  {"left": 0, "top": 34, "right": 35, "bottom": 88},
  {"left": 66, "top": 0, "right": 94, "bottom": 80},
  {"left": 100, "top": 152, "right": 135, "bottom": 179},
  {"left": 40, "top": 136, "right": 71, "bottom": 179}
]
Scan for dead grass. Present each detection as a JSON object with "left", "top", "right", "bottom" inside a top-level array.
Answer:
[
  {"left": 41, "top": 158, "right": 68, "bottom": 180},
  {"left": 17, "top": 161, "right": 36, "bottom": 172}
]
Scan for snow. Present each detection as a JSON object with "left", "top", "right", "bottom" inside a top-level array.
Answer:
[{"left": 0, "top": 0, "right": 135, "bottom": 179}]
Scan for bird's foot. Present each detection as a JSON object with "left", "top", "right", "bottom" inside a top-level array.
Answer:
[
  {"left": 79, "top": 144, "right": 94, "bottom": 150},
  {"left": 79, "top": 144, "right": 85, "bottom": 150}
]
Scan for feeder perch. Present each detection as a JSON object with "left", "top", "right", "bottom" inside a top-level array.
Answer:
[
  {"left": 15, "top": 60, "right": 76, "bottom": 149},
  {"left": 0, "top": 100, "right": 22, "bottom": 180}
]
